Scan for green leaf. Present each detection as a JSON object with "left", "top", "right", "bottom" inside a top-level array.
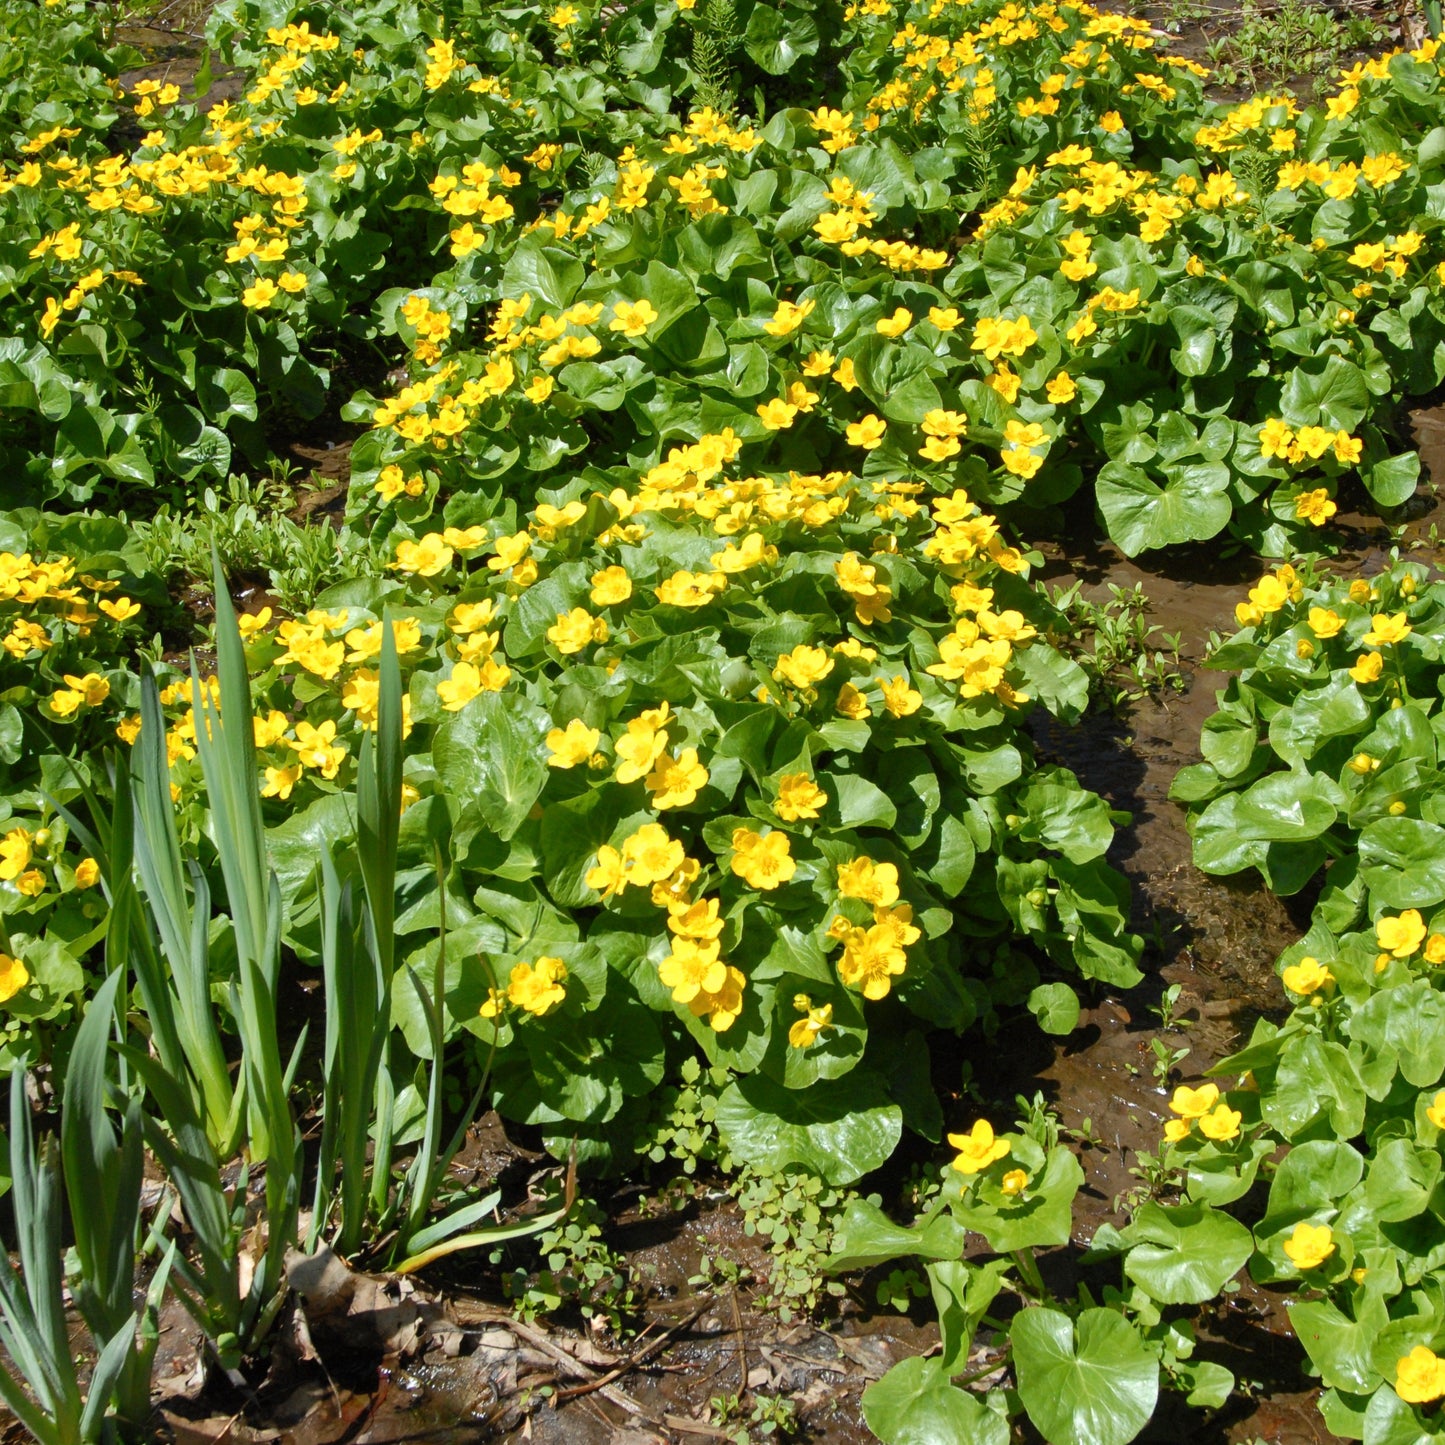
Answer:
[
  {"left": 503, "top": 237, "right": 585, "bottom": 311},
  {"left": 1359, "top": 819, "right": 1445, "bottom": 908},
  {"left": 1279, "top": 355, "right": 1369, "bottom": 431},
  {"left": 714, "top": 1071, "right": 901, "bottom": 1186},
  {"left": 1234, "top": 769, "right": 1340, "bottom": 841},
  {"left": 1121, "top": 1201, "right": 1253, "bottom": 1304},
  {"left": 929, "top": 1258, "right": 1012, "bottom": 1375},
  {"left": 863, "top": 1358, "right": 1008, "bottom": 1445},
  {"left": 830, "top": 773, "right": 898, "bottom": 830},
  {"left": 1028, "top": 983, "right": 1080, "bottom": 1036},
  {"left": 433, "top": 692, "right": 551, "bottom": 843},
  {"left": 826, "top": 1198, "right": 967, "bottom": 1272},
  {"left": 1096, "top": 459, "right": 1232, "bottom": 557},
  {"left": 1347, "top": 980, "right": 1445, "bottom": 1088},
  {"left": 1012, "top": 1307, "right": 1159, "bottom": 1445},
  {"left": 1289, "top": 1296, "right": 1386, "bottom": 1394},
  {"left": 1361, "top": 1387, "right": 1445, "bottom": 1445},
  {"left": 955, "top": 1144, "right": 1083, "bottom": 1252}
]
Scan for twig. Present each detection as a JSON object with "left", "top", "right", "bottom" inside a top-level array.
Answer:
[
  {"left": 729, "top": 1288, "right": 747, "bottom": 1393},
  {"left": 449, "top": 1303, "right": 648, "bottom": 1418},
  {"left": 554, "top": 1296, "right": 715, "bottom": 1402},
  {"left": 662, "top": 1416, "right": 733, "bottom": 1440}
]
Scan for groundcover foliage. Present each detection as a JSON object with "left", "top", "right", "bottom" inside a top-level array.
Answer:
[{"left": 7, "top": 0, "right": 1445, "bottom": 1442}]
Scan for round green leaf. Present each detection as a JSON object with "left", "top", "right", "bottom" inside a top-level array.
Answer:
[
  {"left": 714, "top": 1070, "right": 901, "bottom": 1186},
  {"left": 1028, "top": 983, "right": 1080, "bottom": 1036},
  {"left": 1122, "top": 1201, "right": 1253, "bottom": 1304},
  {"left": 863, "top": 1357, "right": 1008, "bottom": 1445},
  {"left": 1012, "top": 1307, "right": 1159, "bottom": 1445}
]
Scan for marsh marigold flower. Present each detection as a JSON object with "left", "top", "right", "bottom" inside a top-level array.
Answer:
[
  {"left": 1169, "top": 1083, "right": 1219, "bottom": 1118},
  {"left": 730, "top": 828, "right": 795, "bottom": 890},
  {"left": 0, "top": 953, "right": 29, "bottom": 1003},
  {"left": 1377, "top": 909, "right": 1426, "bottom": 958},
  {"left": 1396, "top": 1347, "right": 1445, "bottom": 1404},
  {"left": 1281, "top": 956, "right": 1333, "bottom": 995},
  {"left": 507, "top": 956, "right": 568, "bottom": 1015},
  {"left": 547, "top": 719, "right": 600, "bottom": 768},
  {"left": 948, "top": 1120, "right": 1010, "bottom": 1174},
  {"left": 775, "top": 773, "right": 827, "bottom": 821},
  {"left": 1282, "top": 1221, "right": 1335, "bottom": 1270}
]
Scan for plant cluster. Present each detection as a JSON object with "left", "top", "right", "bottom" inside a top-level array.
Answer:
[
  {"left": 7, "top": 0, "right": 1445, "bottom": 1440},
  {"left": 1162, "top": 554, "right": 1445, "bottom": 1440}
]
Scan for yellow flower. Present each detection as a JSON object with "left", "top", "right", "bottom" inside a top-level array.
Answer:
[
  {"left": 971, "top": 314, "right": 1037, "bottom": 360},
  {"left": 667, "top": 895, "right": 723, "bottom": 941},
  {"left": 289, "top": 719, "right": 348, "bottom": 778},
  {"left": 835, "top": 682, "right": 870, "bottom": 720},
  {"left": 242, "top": 278, "right": 279, "bottom": 309},
  {"left": 1045, "top": 371, "right": 1077, "bottom": 404},
  {"left": 1396, "top": 1346, "right": 1445, "bottom": 1404},
  {"left": 764, "top": 298, "right": 815, "bottom": 336},
  {"left": 773, "top": 644, "right": 834, "bottom": 689},
  {"left": 1281, "top": 956, "right": 1333, "bottom": 995},
  {"left": 1198, "top": 1104, "right": 1242, "bottom": 1141},
  {"left": 1378, "top": 909, "right": 1427, "bottom": 958},
  {"left": 1426, "top": 1091, "right": 1445, "bottom": 1129},
  {"left": 928, "top": 306, "right": 963, "bottom": 331},
  {"left": 789, "top": 996, "right": 834, "bottom": 1049},
  {"left": 615, "top": 705, "right": 671, "bottom": 784},
  {"left": 1308, "top": 607, "right": 1343, "bottom": 638},
  {"left": 99, "top": 597, "right": 141, "bottom": 622},
  {"left": 15, "top": 871, "right": 45, "bottom": 898},
  {"left": 757, "top": 398, "right": 799, "bottom": 430},
  {"left": 621, "top": 822, "right": 685, "bottom": 885},
  {"left": 1169, "top": 1082, "right": 1220, "bottom": 1118},
  {"left": 590, "top": 565, "right": 633, "bottom": 606},
  {"left": 947, "top": 1120, "right": 1010, "bottom": 1175},
  {"left": 507, "top": 956, "right": 567, "bottom": 1015},
  {"left": 1295, "top": 489, "right": 1337, "bottom": 526},
  {"left": 546, "top": 607, "right": 608, "bottom": 654},
  {"left": 262, "top": 765, "right": 302, "bottom": 800},
  {"left": 437, "top": 661, "right": 490, "bottom": 710},
  {"left": 448, "top": 600, "right": 497, "bottom": 635},
  {"left": 73, "top": 858, "right": 100, "bottom": 890},
  {"left": 1426, "top": 934, "right": 1445, "bottom": 965},
  {"left": 0, "top": 953, "right": 29, "bottom": 1003},
  {"left": 610, "top": 298, "right": 658, "bottom": 338},
  {"left": 644, "top": 748, "right": 709, "bottom": 809},
  {"left": 585, "top": 845, "right": 628, "bottom": 899},
  {"left": 846, "top": 414, "right": 887, "bottom": 449},
  {"left": 775, "top": 773, "right": 827, "bottom": 821},
  {"left": 1001, "top": 1169, "right": 1028, "bottom": 1195},
  {"left": 1363, "top": 612, "right": 1412, "bottom": 646},
  {"left": 1349, "top": 652, "right": 1383, "bottom": 685},
  {"left": 391, "top": 534, "right": 455, "bottom": 577},
  {"left": 659, "top": 937, "right": 727, "bottom": 1004},
  {"left": 837, "top": 856, "right": 900, "bottom": 907},
  {"left": 875, "top": 307, "right": 913, "bottom": 337},
  {"left": 546, "top": 719, "right": 601, "bottom": 768},
  {"left": 1282, "top": 1221, "right": 1335, "bottom": 1270},
  {"left": 878, "top": 675, "right": 922, "bottom": 717},
  {"left": 689, "top": 964, "right": 747, "bottom": 1032},
  {"left": 730, "top": 828, "right": 796, "bottom": 890},
  {"left": 1163, "top": 1119, "right": 1192, "bottom": 1144}
]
